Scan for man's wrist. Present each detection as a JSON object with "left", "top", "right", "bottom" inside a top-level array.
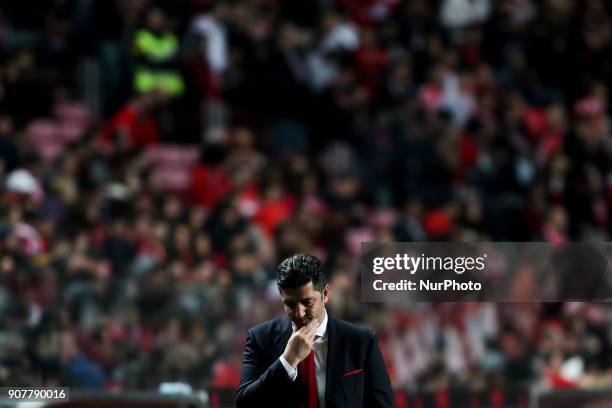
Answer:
[
  {"left": 279, "top": 355, "right": 298, "bottom": 381},
  {"left": 282, "top": 352, "right": 299, "bottom": 368}
]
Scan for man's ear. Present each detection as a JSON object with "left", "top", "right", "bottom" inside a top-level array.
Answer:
[{"left": 322, "top": 284, "right": 330, "bottom": 304}]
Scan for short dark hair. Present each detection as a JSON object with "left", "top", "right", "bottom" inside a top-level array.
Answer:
[{"left": 277, "top": 254, "right": 327, "bottom": 291}]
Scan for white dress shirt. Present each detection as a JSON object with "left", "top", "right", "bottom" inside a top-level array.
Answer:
[{"left": 279, "top": 309, "right": 328, "bottom": 408}]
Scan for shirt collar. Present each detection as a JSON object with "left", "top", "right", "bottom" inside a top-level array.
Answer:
[{"left": 316, "top": 308, "right": 328, "bottom": 339}]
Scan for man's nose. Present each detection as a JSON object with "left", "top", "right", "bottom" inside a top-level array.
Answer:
[{"left": 296, "top": 304, "right": 306, "bottom": 318}]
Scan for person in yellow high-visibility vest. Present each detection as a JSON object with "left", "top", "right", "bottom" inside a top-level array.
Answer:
[{"left": 133, "top": 8, "right": 185, "bottom": 96}]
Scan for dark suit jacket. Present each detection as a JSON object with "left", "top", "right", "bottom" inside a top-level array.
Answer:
[{"left": 236, "top": 315, "right": 393, "bottom": 407}]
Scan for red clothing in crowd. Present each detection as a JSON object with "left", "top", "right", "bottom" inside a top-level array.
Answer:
[
  {"left": 101, "top": 105, "right": 160, "bottom": 149},
  {"left": 189, "top": 164, "right": 232, "bottom": 209},
  {"left": 251, "top": 196, "right": 296, "bottom": 237}
]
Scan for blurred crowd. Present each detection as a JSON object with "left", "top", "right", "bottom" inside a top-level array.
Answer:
[{"left": 1, "top": 0, "right": 612, "bottom": 398}]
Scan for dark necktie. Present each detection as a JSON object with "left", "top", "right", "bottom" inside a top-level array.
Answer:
[{"left": 298, "top": 350, "right": 318, "bottom": 408}]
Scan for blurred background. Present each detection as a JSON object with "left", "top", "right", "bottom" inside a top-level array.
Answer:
[{"left": 1, "top": 0, "right": 612, "bottom": 406}]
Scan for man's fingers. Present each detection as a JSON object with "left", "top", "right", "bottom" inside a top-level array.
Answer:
[
  {"left": 297, "top": 318, "right": 318, "bottom": 335},
  {"left": 305, "top": 318, "right": 319, "bottom": 333},
  {"left": 306, "top": 323, "right": 318, "bottom": 340},
  {"left": 303, "top": 328, "right": 314, "bottom": 339}
]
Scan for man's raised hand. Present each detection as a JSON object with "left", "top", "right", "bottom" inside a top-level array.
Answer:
[{"left": 282, "top": 318, "right": 319, "bottom": 368}]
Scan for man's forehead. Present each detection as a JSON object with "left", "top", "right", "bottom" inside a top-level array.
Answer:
[{"left": 279, "top": 283, "right": 319, "bottom": 299}]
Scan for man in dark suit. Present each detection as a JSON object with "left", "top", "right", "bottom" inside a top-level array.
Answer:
[{"left": 236, "top": 254, "right": 393, "bottom": 407}]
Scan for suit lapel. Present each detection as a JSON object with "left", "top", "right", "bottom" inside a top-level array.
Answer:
[
  {"left": 325, "top": 316, "right": 345, "bottom": 406},
  {"left": 274, "top": 316, "right": 293, "bottom": 358}
]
